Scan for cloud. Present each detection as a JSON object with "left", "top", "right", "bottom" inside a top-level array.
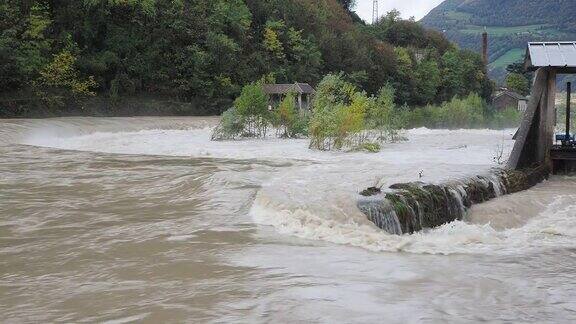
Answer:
[{"left": 354, "top": 0, "right": 445, "bottom": 22}]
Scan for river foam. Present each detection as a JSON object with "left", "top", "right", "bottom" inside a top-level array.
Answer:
[{"left": 11, "top": 117, "right": 576, "bottom": 255}]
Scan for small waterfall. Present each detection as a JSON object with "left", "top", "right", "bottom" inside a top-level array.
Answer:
[
  {"left": 360, "top": 197, "right": 403, "bottom": 235},
  {"left": 358, "top": 166, "right": 551, "bottom": 235}
]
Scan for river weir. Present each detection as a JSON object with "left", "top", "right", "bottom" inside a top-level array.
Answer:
[
  {"left": 359, "top": 166, "right": 551, "bottom": 234},
  {"left": 2, "top": 117, "right": 576, "bottom": 322}
]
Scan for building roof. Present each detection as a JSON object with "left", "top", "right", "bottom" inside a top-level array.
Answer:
[
  {"left": 494, "top": 90, "right": 527, "bottom": 102},
  {"left": 263, "top": 83, "right": 315, "bottom": 95},
  {"left": 525, "top": 41, "right": 576, "bottom": 71}
]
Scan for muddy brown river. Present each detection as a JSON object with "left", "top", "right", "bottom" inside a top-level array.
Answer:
[{"left": 1, "top": 117, "right": 575, "bottom": 323}]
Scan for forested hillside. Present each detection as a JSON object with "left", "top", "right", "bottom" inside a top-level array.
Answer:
[
  {"left": 422, "top": 0, "right": 576, "bottom": 80},
  {"left": 0, "top": 0, "right": 490, "bottom": 117}
]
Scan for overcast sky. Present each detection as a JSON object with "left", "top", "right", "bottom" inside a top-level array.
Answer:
[{"left": 354, "top": 0, "right": 444, "bottom": 22}]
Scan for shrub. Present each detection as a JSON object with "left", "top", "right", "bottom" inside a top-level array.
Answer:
[
  {"left": 290, "top": 110, "right": 311, "bottom": 138},
  {"left": 276, "top": 92, "right": 297, "bottom": 137},
  {"left": 400, "top": 104, "right": 433, "bottom": 128},
  {"left": 366, "top": 84, "right": 405, "bottom": 141},
  {"left": 211, "top": 107, "right": 245, "bottom": 141},
  {"left": 212, "top": 81, "right": 271, "bottom": 140},
  {"left": 309, "top": 74, "right": 368, "bottom": 150},
  {"left": 309, "top": 74, "right": 406, "bottom": 151},
  {"left": 435, "top": 93, "right": 486, "bottom": 128},
  {"left": 402, "top": 93, "right": 488, "bottom": 129},
  {"left": 358, "top": 142, "right": 381, "bottom": 153},
  {"left": 234, "top": 81, "right": 270, "bottom": 137}
]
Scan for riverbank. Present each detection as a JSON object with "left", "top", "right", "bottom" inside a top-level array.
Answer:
[{"left": 0, "top": 93, "right": 232, "bottom": 118}]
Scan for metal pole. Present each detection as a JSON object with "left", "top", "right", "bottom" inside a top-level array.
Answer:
[{"left": 566, "top": 82, "right": 571, "bottom": 145}]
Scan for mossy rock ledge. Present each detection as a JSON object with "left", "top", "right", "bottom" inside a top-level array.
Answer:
[{"left": 357, "top": 165, "right": 550, "bottom": 235}]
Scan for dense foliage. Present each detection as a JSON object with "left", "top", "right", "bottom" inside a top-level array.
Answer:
[{"left": 1, "top": 0, "right": 491, "bottom": 117}]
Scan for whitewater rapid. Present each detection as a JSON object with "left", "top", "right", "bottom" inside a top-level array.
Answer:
[{"left": 10, "top": 117, "right": 574, "bottom": 256}]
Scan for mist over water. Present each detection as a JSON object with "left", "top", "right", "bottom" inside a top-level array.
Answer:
[{"left": 1, "top": 117, "right": 576, "bottom": 322}]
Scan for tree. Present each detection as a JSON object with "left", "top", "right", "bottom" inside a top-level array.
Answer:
[
  {"left": 276, "top": 92, "right": 297, "bottom": 137},
  {"left": 367, "top": 84, "right": 394, "bottom": 122},
  {"left": 1, "top": 0, "right": 494, "bottom": 118},
  {"left": 506, "top": 73, "right": 530, "bottom": 96},
  {"left": 263, "top": 21, "right": 286, "bottom": 60},
  {"left": 392, "top": 47, "right": 415, "bottom": 104},
  {"left": 37, "top": 51, "right": 96, "bottom": 96},
  {"left": 414, "top": 59, "right": 441, "bottom": 105},
  {"left": 234, "top": 82, "right": 270, "bottom": 136},
  {"left": 336, "top": 0, "right": 356, "bottom": 11},
  {"left": 34, "top": 50, "right": 97, "bottom": 108},
  {"left": 310, "top": 74, "right": 359, "bottom": 150}
]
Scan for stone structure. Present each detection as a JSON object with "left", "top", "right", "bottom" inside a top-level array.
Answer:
[{"left": 358, "top": 166, "right": 550, "bottom": 234}]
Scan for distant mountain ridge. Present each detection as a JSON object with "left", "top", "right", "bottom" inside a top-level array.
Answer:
[
  {"left": 421, "top": 0, "right": 576, "bottom": 80},
  {"left": 424, "top": 0, "right": 576, "bottom": 31}
]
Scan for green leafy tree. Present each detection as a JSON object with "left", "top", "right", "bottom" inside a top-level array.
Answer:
[
  {"left": 392, "top": 47, "right": 415, "bottom": 104},
  {"left": 365, "top": 84, "right": 404, "bottom": 141},
  {"left": 276, "top": 92, "right": 297, "bottom": 138},
  {"left": 439, "top": 49, "right": 465, "bottom": 101},
  {"left": 211, "top": 107, "right": 245, "bottom": 140},
  {"left": 263, "top": 20, "right": 286, "bottom": 60},
  {"left": 1, "top": 0, "right": 494, "bottom": 117},
  {"left": 83, "top": 0, "right": 158, "bottom": 16},
  {"left": 414, "top": 59, "right": 441, "bottom": 105},
  {"left": 506, "top": 73, "right": 530, "bottom": 96},
  {"left": 234, "top": 82, "right": 270, "bottom": 137},
  {"left": 310, "top": 73, "right": 376, "bottom": 151}
]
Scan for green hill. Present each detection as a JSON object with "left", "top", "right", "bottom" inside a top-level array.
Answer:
[
  {"left": 421, "top": 0, "right": 576, "bottom": 81},
  {"left": 1, "top": 0, "right": 491, "bottom": 117}
]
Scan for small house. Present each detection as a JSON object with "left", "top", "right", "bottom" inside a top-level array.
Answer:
[
  {"left": 262, "top": 82, "right": 315, "bottom": 110},
  {"left": 493, "top": 89, "right": 528, "bottom": 112}
]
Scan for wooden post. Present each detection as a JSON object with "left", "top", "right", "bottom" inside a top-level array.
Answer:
[
  {"left": 298, "top": 94, "right": 303, "bottom": 111},
  {"left": 566, "top": 82, "right": 572, "bottom": 145},
  {"left": 534, "top": 70, "right": 556, "bottom": 166},
  {"left": 508, "top": 68, "right": 550, "bottom": 169}
]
